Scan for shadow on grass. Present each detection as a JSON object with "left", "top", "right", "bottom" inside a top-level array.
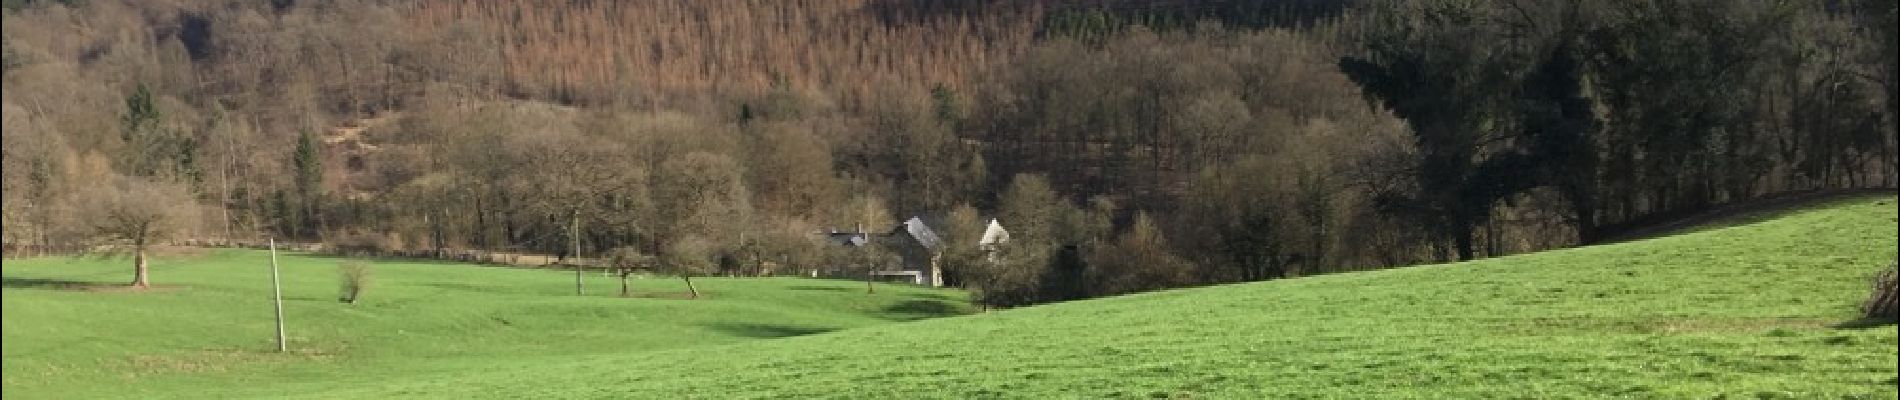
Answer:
[
  {"left": 291, "top": 252, "right": 509, "bottom": 269},
  {"left": 705, "top": 323, "right": 836, "bottom": 338},
  {"left": 284, "top": 295, "right": 342, "bottom": 303},
  {"left": 416, "top": 282, "right": 515, "bottom": 295},
  {"left": 784, "top": 285, "right": 854, "bottom": 292},
  {"left": 2, "top": 277, "right": 121, "bottom": 291},
  {"left": 902, "top": 291, "right": 962, "bottom": 302},
  {"left": 1832, "top": 317, "right": 1897, "bottom": 330},
  {"left": 881, "top": 299, "right": 967, "bottom": 321},
  {"left": 0, "top": 277, "right": 183, "bottom": 292},
  {"left": 624, "top": 291, "right": 702, "bottom": 300}
]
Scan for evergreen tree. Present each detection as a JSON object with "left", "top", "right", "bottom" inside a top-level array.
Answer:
[{"left": 292, "top": 130, "right": 324, "bottom": 238}]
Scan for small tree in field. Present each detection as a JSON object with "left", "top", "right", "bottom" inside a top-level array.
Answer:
[
  {"left": 658, "top": 236, "right": 717, "bottom": 299},
  {"left": 77, "top": 176, "right": 200, "bottom": 288},
  {"left": 852, "top": 244, "right": 898, "bottom": 294},
  {"left": 605, "top": 246, "right": 654, "bottom": 297},
  {"left": 337, "top": 260, "right": 373, "bottom": 304}
]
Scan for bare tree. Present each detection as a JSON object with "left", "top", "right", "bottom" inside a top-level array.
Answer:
[
  {"left": 77, "top": 176, "right": 200, "bottom": 287},
  {"left": 855, "top": 244, "right": 898, "bottom": 294},
  {"left": 751, "top": 217, "right": 826, "bottom": 277},
  {"left": 643, "top": 149, "right": 753, "bottom": 300},
  {"left": 747, "top": 123, "right": 840, "bottom": 221},
  {"left": 509, "top": 127, "right": 639, "bottom": 295},
  {"left": 657, "top": 235, "right": 717, "bottom": 299},
  {"left": 963, "top": 174, "right": 1063, "bottom": 307},
  {"left": 605, "top": 246, "right": 654, "bottom": 297},
  {"left": 837, "top": 194, "right": 895, "bottom": 234},
  {"left": 936, "top": 203, "right": 986, "bottom": 287},
  {"left": 1085, "top": 212, "right": 1195, "bottom": 296}
]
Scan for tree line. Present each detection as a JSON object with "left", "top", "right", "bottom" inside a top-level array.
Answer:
[{"left": 3, "top": 0, "right": 1893, "bottom": 304}]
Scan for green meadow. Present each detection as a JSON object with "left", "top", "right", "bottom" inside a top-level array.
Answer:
[
  {"left": 5, "top": 195, "right": 1896, "bottom": 399},
  {"left": 2, "top": 250, "right": 972, "bottom": 399}
]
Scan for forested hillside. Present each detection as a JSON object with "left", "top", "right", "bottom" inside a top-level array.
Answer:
[{"left": 3, "top": 0, "right": 1894, "bottom": 307}]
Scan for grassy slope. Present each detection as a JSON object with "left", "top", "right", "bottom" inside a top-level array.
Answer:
[
  {"left": 3, "top": 196, "right": 1894, "bottom": 399},
  {"left": 304, "top": 195, "right": 1898, "bottom": 399},
  {"left": 1, "top": 251, "right": 971, "bottom": 399}
]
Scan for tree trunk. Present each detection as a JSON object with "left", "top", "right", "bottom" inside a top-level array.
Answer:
[
  {"left": 219, "top": 170, "right": 233, "bottom": 243},
  {"left": 1453, "top": 222, "right": 1476, "bottom": 262},
  {"left": 1484, "top": 220, "right": 1501, "bottom": 258},
  {"left": 428, "top": 212, "right": 444, "bottom": 258},
  {"left": 474, "top": 195, "right": 489, "bottom": 248},
  {"left": 131, "top": 244, "right": 150, "bottom": 287},
  {"left": 866, "top": 273, "right": 876, "bottom": 294},
  {"left": 619, "top": 272, "right": 631, "bottom": 297},
  {"left": 1575, "top": 208, "right": 1599, "bottom": 245},
  {"left": 1307, "top": 233, "right": 1325, "bottom": 276},
  {"left": 682, "top": 276, "right": 698, "bottom": 299},
  {"left": 1564, "top": 185, "right": 1599, "bottom": 245}
]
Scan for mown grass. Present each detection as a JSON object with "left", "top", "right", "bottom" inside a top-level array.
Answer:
[{"left": 4, "top": 195, "right": 1896, "bottom": 399}]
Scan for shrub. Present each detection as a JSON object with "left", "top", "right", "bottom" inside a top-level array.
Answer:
[
  {"left": 338, "top": 260, "right": 374, "bottom": 304},
  {"left": 1865, "top": 264, "right": 1897, "bottom": 319},
  {"left": 330, "top": 231, "right": 397, "bottom": 257}
]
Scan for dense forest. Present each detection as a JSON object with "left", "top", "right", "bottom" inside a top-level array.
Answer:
[{"left": 3, "top": 0, "right": 1894, "bottom": 306}]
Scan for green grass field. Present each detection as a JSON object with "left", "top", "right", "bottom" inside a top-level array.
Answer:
[
  {"left": 5, "top": 195, "right": 1897, "bottom": 399},
  {"left": 1, "top": 250, "right": 972, "bottom": 399}
]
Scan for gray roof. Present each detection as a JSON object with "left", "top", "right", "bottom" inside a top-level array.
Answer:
[
  {"left": 824, "top": 232, "right": 869, "bottom": 247},
  {"left": 897, "top": 217, "right": 942, "bottom": 250}
]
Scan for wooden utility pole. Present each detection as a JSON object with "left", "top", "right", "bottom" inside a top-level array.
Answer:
[
  {"left": 269, "top": 238, "right": 287, "bottom": 352},
  {"left": 573, "top": 214, "right": 584, "bottom": 296}
]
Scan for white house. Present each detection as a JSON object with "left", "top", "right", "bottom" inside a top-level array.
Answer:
[{"left": 979, "top": 218, "right": 1009, "bottom": 262}]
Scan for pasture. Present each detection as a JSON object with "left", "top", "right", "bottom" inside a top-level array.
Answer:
[
  {"left": 2, "top": 251, "right": 970, "bottom": 399},
  {"left": 3, "top": 195, "right": 1895, "bottom": 398}
]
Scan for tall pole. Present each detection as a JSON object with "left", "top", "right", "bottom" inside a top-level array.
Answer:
[
  {"left": 573, "top": 214, "right": 583, "bottom": 296},
  {"left": 269, "top": 238, "right": 287, "bottom": 353}
]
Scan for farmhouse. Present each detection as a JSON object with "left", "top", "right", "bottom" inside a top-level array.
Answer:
[
  {"left": 882, "top": 217, "right": 945, "bottom": 286},
  {"left": 815, "top": 217, "right": 1012, "bottom": 287}
]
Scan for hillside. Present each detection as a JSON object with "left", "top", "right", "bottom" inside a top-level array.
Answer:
[
  {"left": 1, "top": 195, "right": 1893, "bottom": 398},
  {"left": 0, "top": 251, "right": 972, "bottom": 399},
  {"left": 401, "top": 0, "right": 1359, "bottom": 105},
  {"left": 288, "top": 195, "right": 1894, "bottom": 398},
  {"left": 7, "top": 0, "right": 1892, "bottom": 309},
  {"left": 2, "top": 0, "right": 1896, "bottom": 395}
]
